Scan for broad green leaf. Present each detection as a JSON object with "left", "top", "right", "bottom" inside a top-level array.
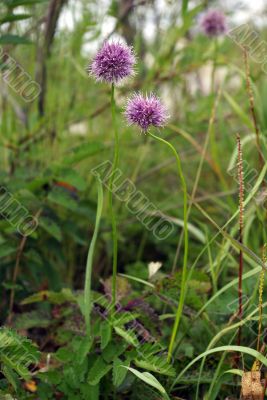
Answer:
[
  {"left": 81, "top": 383, "right": 99, "bottom": 399},
  {"left": 76, "top": 336, "right": 93, "bottom": 364},
  {"left": 112, "top": 357, "right": 129, "bottom": 387},
  {"left": 87, "top": 357, "right": 112, "bottom": 385},
  {"left": 102, "top": 342, "right": 126, "bottom": 363}
]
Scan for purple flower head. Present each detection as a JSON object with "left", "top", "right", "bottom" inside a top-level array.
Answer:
[
  {"left": 125, "top": 93, "right": 168, "bottom": 132},
  {"left": 89, "top": 41, "right": 136, "bottom": 84},
  {"left": 200, "top": 9, "right": 227, "bottom": 37}
]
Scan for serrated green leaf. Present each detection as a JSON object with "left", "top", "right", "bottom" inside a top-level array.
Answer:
[
  {"left": 102, "top": 341, "right": 126, "bottom": 363},
  {"left": 0, "top": 328, "right": 40, "bottom": 380},
  {"left": 76, "top": 336, "right": 93, "bottom": 364},
  {"left": 87, "top": 357, "right": 112, "bottom": 385},
  {"left": 134, "top": 356, "right": 175, "bottom": 377},
  {"left": 112, "top": 357, "right": 130, "bottom": 387},
  {"left": 80, "top": 383, "right": 99, "bottom": 399},
  {"left": 114, "top": 326, "right": 139, "bottom": 347},
  {"left": 1, "top": 366, "right": 18, "bottom": 390},
  {"left": 113, "top": 312, "right": 140, "bottom": 327}
]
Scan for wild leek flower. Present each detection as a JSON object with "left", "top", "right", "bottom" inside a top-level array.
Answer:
[
  {"left": 125, "top": 93, "right": 168, "bottom": 132},
  {"left": 87, "top": 40, "right": 136, "bottom": 316},
  {"left": 89, "top": 41, "right": 136, "bottom": 84},
  {"left": 125, "top": 92, "right": 188, "bottom": 362},
  {"left": 200, "top": 9, "right": 227, "bottom": 37}
]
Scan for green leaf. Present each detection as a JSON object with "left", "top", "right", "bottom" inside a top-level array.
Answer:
[
  {"left": 39, "top": 217, "right": 62, "bottom": 242},
  {"left": 21, "top": 288, "right": 76, "bottom": 305},
  {"left": 1, "top": 366, "right": 18, "bottom": 390},
  {"left": 134, "top": 356, "right": 175, "bottom": 377},
  {"left": 102, "top": 341, "right": 126, "bottom": 363},
  {"left": 0, "top": 34, "right": 31, "bottom": 45},
  {"left": 100, "top": 321, "right": 112, "bottom": 350},
  {"left": 0, "top": 14, "right": 31, "bottom": 24},
  {"left": 112, "top": 358, "right": 129, "bottom": 387},
  {"left": 172, "top": 345, "right": 267, "bottom": 389},
  {"left": 113, "top": 311, "right": 140, "bottom": 326},
  {"left": 124, "top": 367, "right": 170, "bottom": 399},
  {"left": 80, "top": 383, "right": 99, "bottom": 399},
  {"left": 114, "top": 327, "right": 139, "bottom": 347},
  {"left": 6, "top": 0, "right": 49, "bottom": 6},
  {"left": 76, "top": 336, "right": 93, "bottom": 364},
  {"left": 0, "top": 328, "right": 40, "bottom": 380},
  {"left": 87, "top": 357, "right": 112, "bottom": 385},
  {"left": 55, "top": 347, "right": 73, "bottom": 363}
]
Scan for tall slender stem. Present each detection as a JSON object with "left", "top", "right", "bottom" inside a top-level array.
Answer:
[
  {"left": 84, "top": 177, "right": 103, "bottom": 337},
  {"left": 109, "top": 83, "right": 119, "bottom": 314},
  {"left": 149, "top": 132, "right": 188, "bottom": 362},
  {"left": 236, "top": 133, "right": 244, "bottom": 354}
]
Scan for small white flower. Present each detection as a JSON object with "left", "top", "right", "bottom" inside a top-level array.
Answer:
[{"left": 148, "top": 261, "right": 162, "bottom": 279}]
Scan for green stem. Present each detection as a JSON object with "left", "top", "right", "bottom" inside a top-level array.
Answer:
[
  {"left": 109, "top": 83, "right": 119, "bottom": 314},
  {"left": 149, "top": 132, "right": 188, "bottom": 363},
  {"left": 211, "top": 37, "right": 218, "bottom": 93},
  {"left": 84, "top": 177, "right": 103, "bottom": 337}
]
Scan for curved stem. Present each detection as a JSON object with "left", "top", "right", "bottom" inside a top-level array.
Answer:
[
  {"left": 109, "top": 83, "right": 119, "bottom": 314},
  {"left": 149, "top": 132, "right": 188, "bottom": 362},
  {"left": 84, "top": 177, "right": 104, "bottom": 337}
]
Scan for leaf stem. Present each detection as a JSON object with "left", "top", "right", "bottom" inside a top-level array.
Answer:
[
  {"left": 84, "top": 177, "right": 103, "bottom": 337},
  {"left": 109, "top": 83, "right": 119, "bottom": 314},
  {"left": 148, "top": 131, "right": 188, "bottom": 363}
]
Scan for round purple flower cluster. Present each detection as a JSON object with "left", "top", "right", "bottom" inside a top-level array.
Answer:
[
  {"left": 89, "top": 41, "right": 168, "bottom": 131},
  {"left": 200, "top": 9, "right": 227, "bottom": 37},
  {"left": 125, "top": 93, "right": 168, "bottom": 132},
  {"left": 90, "top": 41, "right": 135, "bottom": 84}
]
